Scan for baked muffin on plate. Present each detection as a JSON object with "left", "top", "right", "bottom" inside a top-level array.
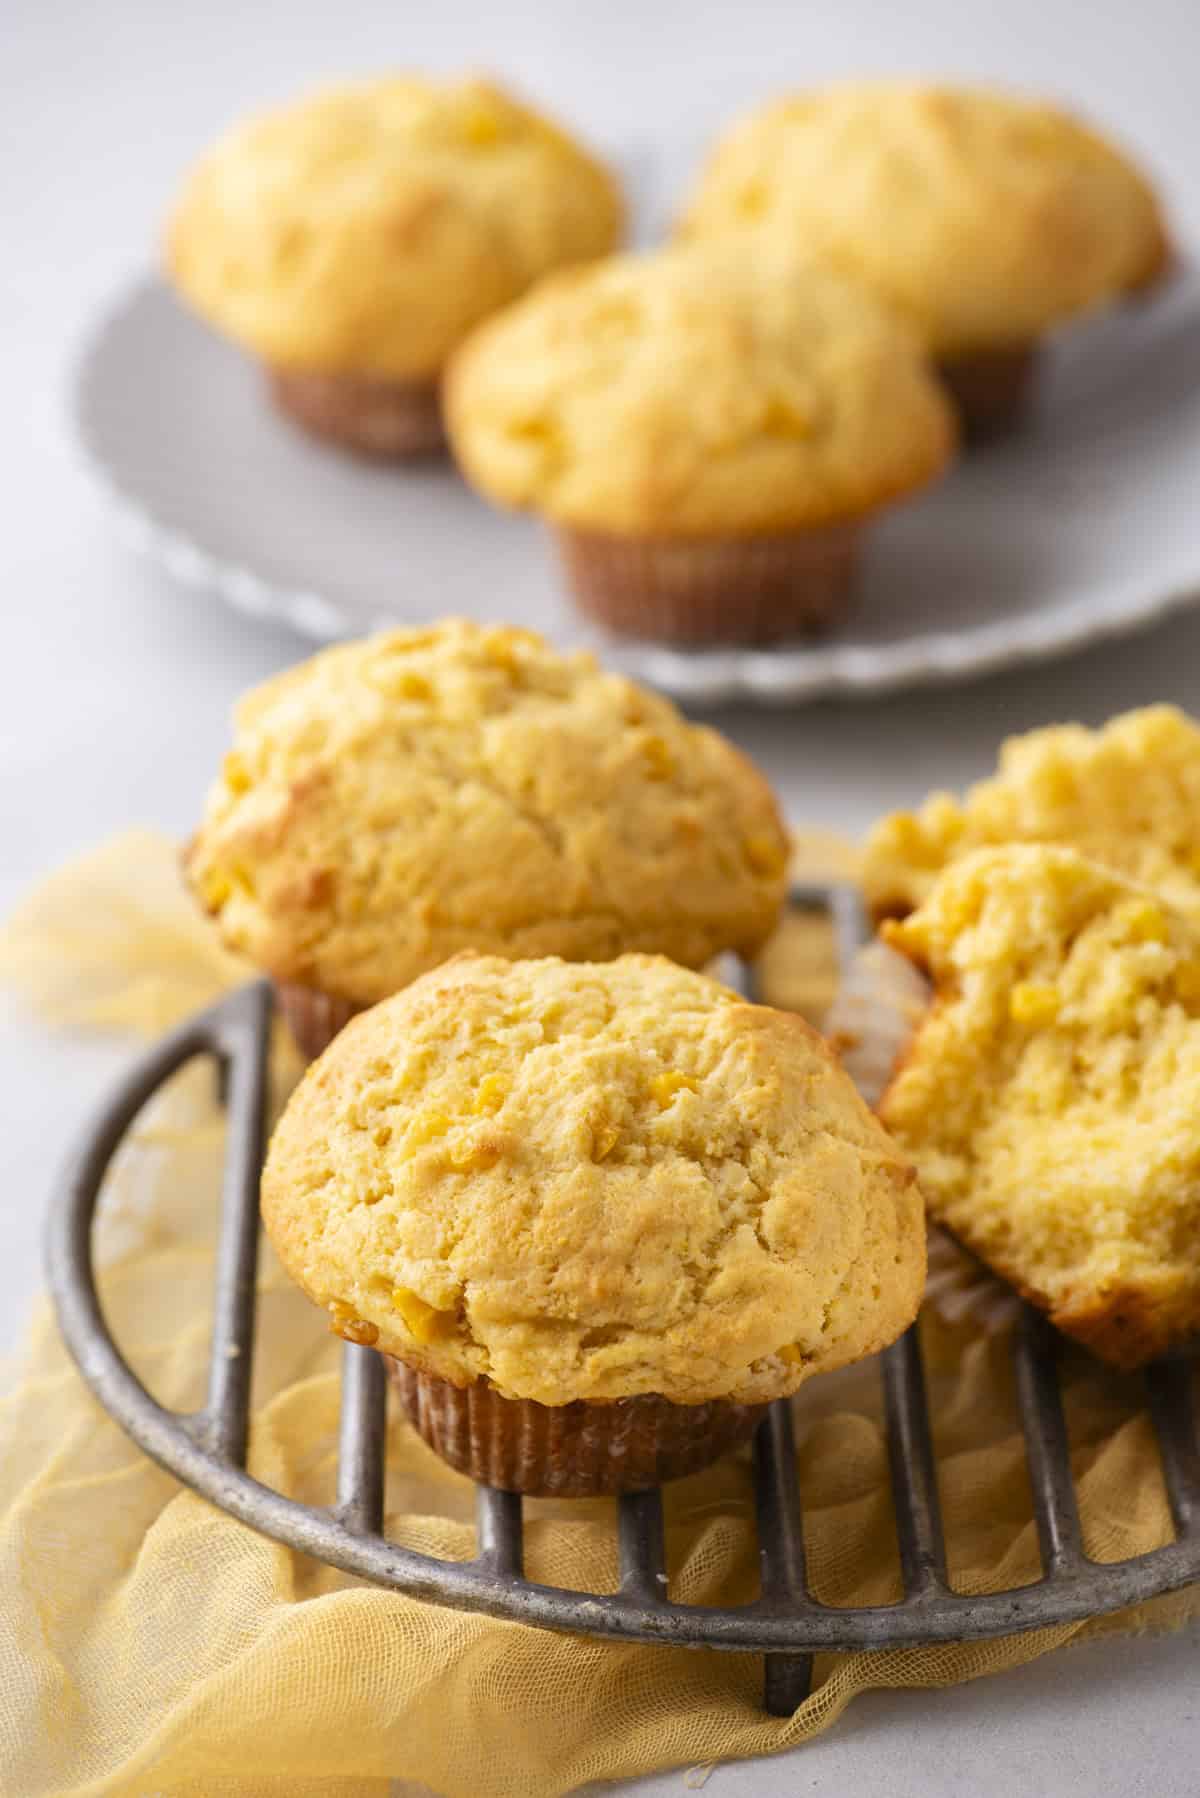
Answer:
[
  {"left": 880, "top": 844, "right": 1200, "bottom": 1368},
  {"left": 862, "top": 705, "right": 1200, "bottom": 924},
  {"left": 262, "top": 952, "right": 926, "bottom": 1494},
  {"left": 680, "top": 83, "right": 1168, "bottom": 442},
  {"left": 185, "top": 620, "right": 789, "bottom": 1057},
  {"left": 445, "top": 243, "right": 954, "bottom": 645},
  {"left": 167, "top": 76, "right": 622, "bottom": 458}
]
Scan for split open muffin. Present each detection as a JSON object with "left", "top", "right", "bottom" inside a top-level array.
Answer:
[
  {"left": 862, "top": 705, "right": 1200, "bottom": 924},
  {"left": 262, "top": 952, "right": 926, "bottom": 1494},
  {"left": 880, "top": 844, "right": 1200, "bottom": 1368}
]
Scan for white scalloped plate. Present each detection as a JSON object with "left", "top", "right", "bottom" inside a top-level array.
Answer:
[{"left": 73, "top": 268, "right": 1200, "bottom": 704}]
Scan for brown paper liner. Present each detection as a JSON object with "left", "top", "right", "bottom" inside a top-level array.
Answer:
[
  {"left": 553, "top": 523, "right": 859, "bottom": 646},
  {"left": 935, "top": 342, "right": 1040, "bottom": 446},
  {"left": 386, "top": 1358, "right": 768, "bottom": 1496},
  {"left": 269, "top": 367, "right": 446, "bottom": 459},
  {"left": 274, "top": 981, "right": 362, "bottom": 1061}
]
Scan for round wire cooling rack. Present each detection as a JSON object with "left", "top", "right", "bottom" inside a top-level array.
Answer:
[{"left": 45, "top": 883, "right": 1200, "bottom": 1715}]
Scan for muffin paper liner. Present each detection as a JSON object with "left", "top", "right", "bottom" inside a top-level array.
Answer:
[
  {"left": 274, "top": 981, "right": 362, "bottom": 1061},
  {"left": 924, "top": 1228, "right": 1024, "bottom": 1334},
  {"left": 935, "top": 342, "right": 1039, "bottom": 445},
  {"left": 825, "top": 936, "right": 1022, "bottom": 1337},
  {"left": 553, "top": 524, "right": 859, "bottom": 646},
  {"left": 823, "top": 938, "right": 932, "bottom": 1109},
  {"left": 386, "top": 1357, "right": 769, "bottom": 1496},
  {"left": 269, "top": 366, "right": 446, "bottom": 459}
]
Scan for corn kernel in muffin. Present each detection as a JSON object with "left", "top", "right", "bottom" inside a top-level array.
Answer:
[{"left": 880, "top": 844, "right": 1200, "bottom": 1367}]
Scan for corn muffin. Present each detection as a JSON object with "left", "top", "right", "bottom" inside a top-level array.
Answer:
[
  {"left": 167, "top": 76, "right": 622, "bottom": 458},
  {"left": 445, "top": 243, "right": 954, "bottom": 644},
  {"left": 880, "top": 844, "right": 1200, "bottom": 1368},
  {"left": 185, "top": 620, "right": 789, "bottom": 1056},
  {"left": 262, "top": 952, "right": 926, "bottom": 1493},
  {"left": 680, "top": 83, "right": 1168, "bottom": 442},
  {"left": 863, "top": 705, "right": 1200, "bottom": 924}
]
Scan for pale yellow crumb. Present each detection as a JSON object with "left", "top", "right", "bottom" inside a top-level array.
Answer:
[{"left": 881, "top": 843, "right": 1200, "bottom": 1367}]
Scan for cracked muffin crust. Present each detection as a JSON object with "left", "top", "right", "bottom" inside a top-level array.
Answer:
[
  {"left": 880, "top": 844, "right": 1200, "bottom": 1368},
  {"left": 262, "top": 953, "right": 926, "bottom": 1407},
  {"left": 185, "top": 621, "right": 789, "bottom": 1012}
]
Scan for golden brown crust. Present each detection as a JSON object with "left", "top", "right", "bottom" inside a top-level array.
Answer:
[
  {"left": 262, "top": 953, "right": 926, "bottom": 1406},
  {"left": 879, "top": 845, "right": 1200, "bottom": 1369},
  {"left": 977, "top": 1250, "right": 1198, "bottom": 1371},
  {"left": 186, "top": 621, "right": 789, "bottom": 1006},
  {"left": 445, "top": 243, "right": 954, "bottom": 536},
  {"left": 168, "top": 75, "right": 623, "bottom": 380},
  {"left": 680, "top": 83, "right": 1168, "bottom": 356}
]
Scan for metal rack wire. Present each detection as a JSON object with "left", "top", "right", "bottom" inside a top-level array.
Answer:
[{"left": 45, "top": 884, "right": 1200, "bottom": 1715}]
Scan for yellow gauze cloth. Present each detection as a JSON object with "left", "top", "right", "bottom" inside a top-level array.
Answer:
[{"left": 1, "top": 831, "right": 1197, "bottom": 1798}]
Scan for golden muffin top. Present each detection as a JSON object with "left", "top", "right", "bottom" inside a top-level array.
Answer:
[
  {"left": 445, "top": 243, "right": 955, "bottom": 535},
  {"left": 185, "top": 621, "right": 789, "bottom": 1006},
  {"left": 167, "top": 76, "right": 623, "bottom": 380},
  {"left": 862, "top": 706, "right": 1200, "bottom": 923},
  {"left": 881, "top": 845, "right": 1200, "bottom": 1367},
  {"left": 262, "top": 953, "right": 925, "bottom": 1405},
  {"left": 680, "top": 83, "right": 1167, "bottom": 355}
]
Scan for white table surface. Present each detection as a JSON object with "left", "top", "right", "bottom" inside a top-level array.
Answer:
[{"left": 4, "top": 1, "right": 1200, "bottom": 1790}]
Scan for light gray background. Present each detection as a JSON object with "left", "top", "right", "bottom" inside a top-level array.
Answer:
[{"left": 4, "top": 2, "right": 1200, "bottom": 1791}]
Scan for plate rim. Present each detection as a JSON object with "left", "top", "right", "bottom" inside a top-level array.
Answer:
[{"left": 71, "top": 270, "right": 1200, "bottom": 706}]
